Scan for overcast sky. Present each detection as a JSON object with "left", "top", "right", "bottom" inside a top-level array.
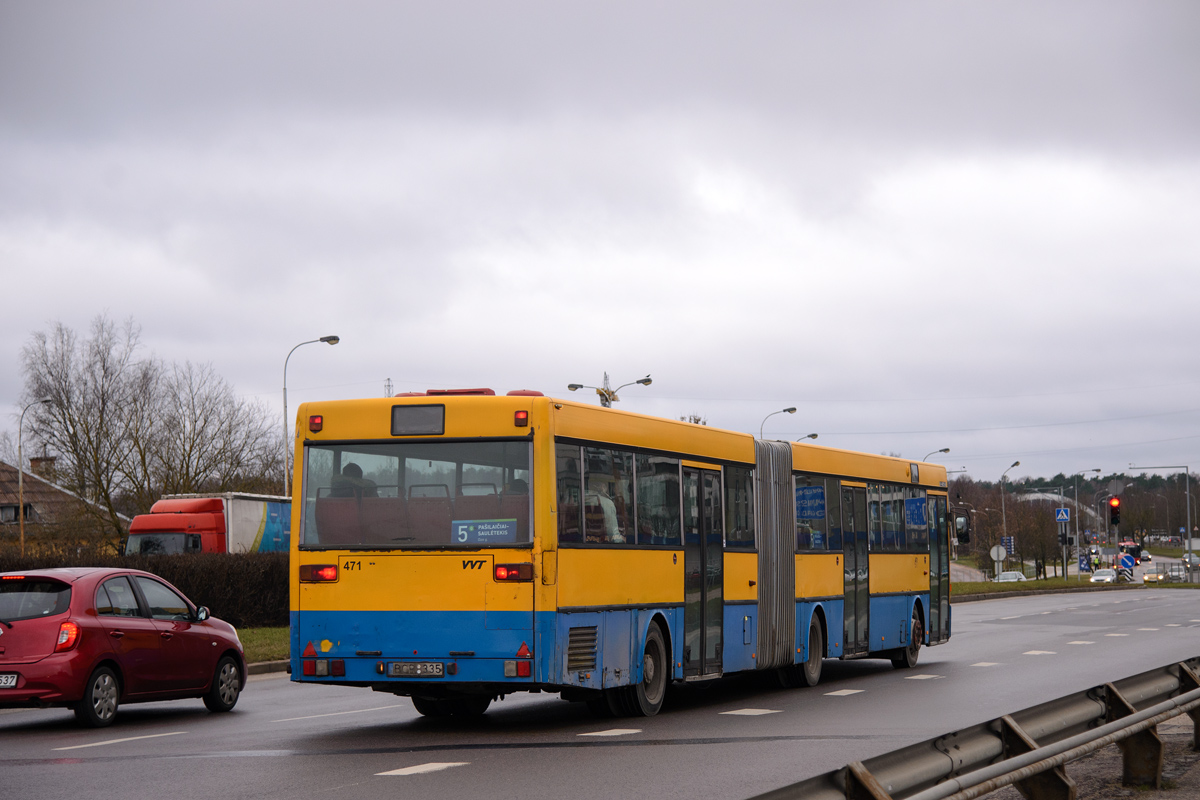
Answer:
[{"left": 3, "top": 1, "right": 1199, "bottom": 482}]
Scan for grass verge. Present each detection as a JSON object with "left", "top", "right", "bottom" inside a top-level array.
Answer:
[
  {"left": 952, "top": 577, "right": 1123, "bottom": 595},
  {"left": 240, "top": 627, "right": 290, "bottom": 663}
]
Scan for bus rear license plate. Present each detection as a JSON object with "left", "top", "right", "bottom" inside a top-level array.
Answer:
[
  {"left": 389, "top": 662, "right": 444, "bottom": 678},
  {"left": 0, "top": 674, "right": 17, "bottom": 688}
]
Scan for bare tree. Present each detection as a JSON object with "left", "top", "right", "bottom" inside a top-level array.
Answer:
[{"left": 20, "top": 315, "right": 280, "bottom": 547}]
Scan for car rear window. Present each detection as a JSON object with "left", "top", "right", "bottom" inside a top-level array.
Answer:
[{"left": 0, "top": 579, "right": 72, "bottom": 622}]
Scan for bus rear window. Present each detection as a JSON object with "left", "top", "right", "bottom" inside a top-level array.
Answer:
[{"left": 302, "top": 440, "right": 532, "bottom": 548}]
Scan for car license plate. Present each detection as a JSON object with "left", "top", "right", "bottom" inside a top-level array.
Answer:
[
  {"left": 388, "top": 661, "right": 443, "bottom": 678},
  {"left": 0, "top": 674, "right": 17, "bottom": 688}
]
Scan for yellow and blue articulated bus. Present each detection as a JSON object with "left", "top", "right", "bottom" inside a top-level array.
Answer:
[{"left": 290, "top": 390, "right": 954, "bottom": 717}]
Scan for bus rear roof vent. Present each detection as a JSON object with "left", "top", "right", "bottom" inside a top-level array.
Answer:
[
  {"left": 425, "top": 388, "right": 496, "bottom": 396},
  {"left": 506, "top": 390, "right": 544, "bottom": 396},
  {"left": 394, "top": 392, "right": 426, "bottom": 397}
]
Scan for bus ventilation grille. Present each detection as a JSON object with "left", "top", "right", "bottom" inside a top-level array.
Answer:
[{"left": 567, "top": 626, "right": 598, "bottom": 672}]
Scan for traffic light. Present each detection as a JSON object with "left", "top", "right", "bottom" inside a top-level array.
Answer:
[{"left": 1109, "top": 497, "right": 1121, "bottom": 525}]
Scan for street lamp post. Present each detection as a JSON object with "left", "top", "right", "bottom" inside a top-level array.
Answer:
[
  {"left": 1071, "top": 469, "right": 1101, "bottom": 547},
  {"left": 922, "top": 448, "right": 950, "bottom": 461},
  {"left": 1000, "top": 460, "right": 1020, "bottom": 553},
  {"left": 18, "top": 397, "right": 52, "bottom": 557},
  {"left": 796, "top": 433, "right": 818, "bottom": 442},
  {"left": 567, "top": 373, "right": 651, "bottom": 408},
  {"left": 759, "top": 407, "right": 796, "bottom": 439},
  {"left": 283, "top": 335, "right": 340, "bottom": 496}
]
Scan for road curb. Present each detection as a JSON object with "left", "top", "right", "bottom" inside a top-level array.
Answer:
[
  {"left": 953, "top": 583, "right": 1155, "bottom": 603},
  {"left": 247, "top": 659, "right": 289, "bottom": 675}
]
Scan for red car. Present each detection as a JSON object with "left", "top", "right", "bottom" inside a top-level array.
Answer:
[{"left": 0, "top": 567, "right": 246, "bottom": 727}]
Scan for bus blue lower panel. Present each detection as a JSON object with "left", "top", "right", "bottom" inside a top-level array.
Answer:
[
  {"left": 553, "top": 607, "right": 682, "bottom": 690},
  {"left": 290, "top": 610, "right": 555, "bottom": 687},
  {"left": 867, "top": 594, "right": 928, "bottom": 652},
  {"left": 723, "top": 605, "right": 757, "bottom": 672}
]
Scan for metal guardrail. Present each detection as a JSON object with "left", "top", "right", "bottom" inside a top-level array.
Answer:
[{"left": 752, "top": 657, "right": 1200, "bottom": 800}]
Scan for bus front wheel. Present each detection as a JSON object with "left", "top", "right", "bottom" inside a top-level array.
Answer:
[{"left": 891, "top": 608, "right": 923, "bottom": 669}]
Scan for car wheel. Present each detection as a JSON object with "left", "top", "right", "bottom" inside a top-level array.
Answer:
[
  {"left": 203, "top": 656, "right": 242, "bottom": 712},
  {"left": 75, "top": 666, "right": 120, "bottom": 728}
]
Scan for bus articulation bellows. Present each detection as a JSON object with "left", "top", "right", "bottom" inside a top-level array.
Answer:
[{"left": 290, "top": 389, "right": 959, "bottom": 717}]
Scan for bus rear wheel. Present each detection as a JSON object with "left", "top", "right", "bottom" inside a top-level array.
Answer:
[
  {"left": 412, "top": 696, "right": 453, "bottom": 717},
  {"left": 629, "top": 624, "right": 667, "bottom": 716},
  {"left": 891, "top": 608, "right": 923, "bottom": 669}
]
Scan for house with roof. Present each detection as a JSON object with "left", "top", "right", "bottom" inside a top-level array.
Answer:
[{"left": 0, "top": 457, "right": 130, "bottom": 545}]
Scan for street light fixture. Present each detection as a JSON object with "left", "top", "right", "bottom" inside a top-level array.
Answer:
[
  {"left": 283, "top": 335, "right": 340, "bottom": 496},
  {"left": 567, "top": 373, "right": 651, "bottom": 408},
  {"left": 18, "top": 397, "right": 52, "bottom": 557},
  {"left": 1000, "top": 460, "right": 1020, "bottom": 549},
  {"left": 796, "top": 433, "right": 818, "bottom": 442},
  {"left": 922, "top": 448, "right": 950, "bottom": 461},
  {"left": 759, "top": 407, "right": 796, "bottom": 439}
]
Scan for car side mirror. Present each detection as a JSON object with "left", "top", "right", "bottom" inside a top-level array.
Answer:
[{"left": 195, "top": 606, "right": 210, "bottom": 622}]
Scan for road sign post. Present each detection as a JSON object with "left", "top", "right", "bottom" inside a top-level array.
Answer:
[{"left": 990, "top": 543, "right": 1007, "bottom": 580}]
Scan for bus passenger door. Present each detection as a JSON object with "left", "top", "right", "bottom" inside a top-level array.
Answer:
[
  {"left": 841, "top": 485, "right": 870, "bottom": 656},
  {"left": 683, "top": 468, "right": 723, "bottom": 677},
  {"left": 929, "top": 495, "right": 950, "bottom": 644}
]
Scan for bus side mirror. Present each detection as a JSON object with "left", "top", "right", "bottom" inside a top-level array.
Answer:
[{"left": 953, "top": 512, "right": 971, "bottom": 545}]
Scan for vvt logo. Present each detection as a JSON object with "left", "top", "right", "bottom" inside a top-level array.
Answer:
[{"left": 462, "top": 559, "right": 487, "bottom": 570}]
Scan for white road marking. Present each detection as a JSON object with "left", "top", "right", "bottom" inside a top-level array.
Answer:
[
  {"left": 579, "top": 728, "right": 641, "bottom": 737},
  {"left": 377, "top": 762, "right": 468, "bottom": 776},
  {"left": 720, "top": 708, "right": 781, "bottom": 716},
  {"left": 1105, "top": 634, "right": 1129, "bottom": 637},
  {"left": 275, "top": 704, "right": 404, "bottom": 722},
  {"left": 1001, "top": 616, "right": 1022, "bottom": 620},
  {"left": 1139, "top": 628, "right": 1160, "bottom": 631},
  {"left": 1068, "top": 641, "right": 1094, "bottom": 645},
  {"left": 53, "top": 731, "right": 186, "bottom": 751},
  {"left": 825, "top": 689, "right": 864, "bottom": 696},
  {"left": 1041, "top": 611, "right": 1052, "bottom": 615},
  {"left": 905, "top": 674, "right": 942, "bottom": 680},
  {"left": 970, "top": 662, "right": 999, "bottom": 667},
  {"left": 1024, "top": 650, "right": 1056, "bottom": 655},
  {"left": 1167, "top": 624, "right": 1182, "bottom": 627}
]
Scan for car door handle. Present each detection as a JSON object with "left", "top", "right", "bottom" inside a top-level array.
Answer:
[
  {"left": 109, "top": 630, "right": 125, "bottom": 639},
  {"left": 160, "top": 632, "right": 174, "bottom": 640}
]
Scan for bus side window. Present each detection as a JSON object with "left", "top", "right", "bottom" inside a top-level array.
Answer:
[{"left": 556, "top": 444, "right": 583, "bottom": 544}]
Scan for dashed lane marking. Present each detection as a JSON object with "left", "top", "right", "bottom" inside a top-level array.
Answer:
[
  {"left": 970, "top": 662, "right": 999, "bottom": 667},
  {"left": 720, "top": 708, "right": 782, "bottom": 716},
  {"left": 825, "top": 689, "right": 864, "bottom": 696},
  {"left": 1105, "top": 634, "right": 1130, "bottom": 637},
  {"left": 1001, "top": 616, "right": 1022, "bottom": 620},
  {"left": 578, "top": 729, "right": 642, "bottom": 737},
  {"left": 1139, "top": 628, "right": 1160, "bottom": 631},
  {"left": 1024, "top": 651, "right": 1056, "bottom": 655},
  {"left": 1068, "top": 641, "right": 1094, "bottom": 645},
  {"left": 904, "top": 674, "right": 943, "bottom": 680},
  {"left": 275, "top": 704, "right": 405, "bottom": 722},
  {"left": 377, "top": 762, "right": 468, "bottom": 776},
  {"left": 1167, "top": 624, "right": 1182, "bottom": 627},
  {"left": 53, "top": 731, "right": 187, "bottom": 751}
]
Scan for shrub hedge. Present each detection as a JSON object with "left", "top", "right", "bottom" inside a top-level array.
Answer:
[{"left": 0, "top": 549, "right": 288, "bottom": 628}]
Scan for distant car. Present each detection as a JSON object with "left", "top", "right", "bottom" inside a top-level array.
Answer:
[
  {"left": 997, "top": 571, "right": 1027, "bottom": 582},
  {"left": 1183, "top": 554, "right": 1200, "bottom": 568},
  {"left": 0, "top": 567, "right": 246, "bottom": 727},
  {"left": 1141, "top": 552, "right": 1151, "bottom": 562},
  {"left": 1090, "top": 569, "right": 1117, "bottom": 584}
]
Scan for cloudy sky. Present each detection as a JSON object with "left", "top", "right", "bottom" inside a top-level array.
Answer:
[{"left": 3, "top": 1, "right": 1199, "bottom": 482}]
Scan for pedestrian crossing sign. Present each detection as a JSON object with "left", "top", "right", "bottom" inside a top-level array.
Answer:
[{"left": 1055, "top": 508, "right": 1070, "bottom": 522}]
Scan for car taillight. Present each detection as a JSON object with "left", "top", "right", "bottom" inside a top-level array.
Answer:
[
  {"left": 55, "top": 621, "right": 80, "bottom": 652},
  {"left": 300, "top": 564, "right": 338, "bottom": 582},
  {"left": 494, "top": 563, "right": 533, "bottom": 582}
]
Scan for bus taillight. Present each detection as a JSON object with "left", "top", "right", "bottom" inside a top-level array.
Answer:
[
  {"left": 300, "top": 564, "right": 338, "bottom": 582},
  {"left": 494, "top": 563, "right": 533, "bottom": 582}
]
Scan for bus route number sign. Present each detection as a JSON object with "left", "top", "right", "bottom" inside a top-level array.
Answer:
[
  {"left": 389, "top": 662, "right": 444, "bottom": 678},
  {"left": 453, "top": 519, "right": 518, "bottom": 544}
]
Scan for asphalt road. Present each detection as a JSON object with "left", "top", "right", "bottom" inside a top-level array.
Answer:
[{"left": 3, "top": 589, "right": 1199, "bottom": 800}]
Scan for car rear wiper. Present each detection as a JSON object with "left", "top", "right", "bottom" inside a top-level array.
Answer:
[{"left": 0, "top": 618, "right": 12, "bottom": 629}]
